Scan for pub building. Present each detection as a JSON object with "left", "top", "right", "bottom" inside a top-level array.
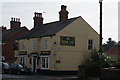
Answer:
[{"left": 15, "top": 5, "right": 99, "bottom": 73}]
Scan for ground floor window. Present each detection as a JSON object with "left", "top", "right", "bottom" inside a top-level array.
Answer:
[
  {"left": 40, "top": 56, "right": 49, "bottom": 69},
  {"left": 20, "top": 56, "right": 26, "bottom": 65}
]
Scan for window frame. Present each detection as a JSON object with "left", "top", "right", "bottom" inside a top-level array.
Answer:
[
  {"left": 88, "top": 39, "right": 94, "bottom": 50},
  {"left": 40, "top": 56, "right": 49, "bottom": 69},
  {"left": 20, "top": 56, "right": 26, "bottom": 65},
  {"left": 32, "top": 40, "right": 37, "bottom": 50},
  {"left": 21, "top": 41, "right": 25, "bottom": 50},
  {"left": 44, "top": 39, "right": 48, "bottom": 50}
]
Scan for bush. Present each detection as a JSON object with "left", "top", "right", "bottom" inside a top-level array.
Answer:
[{"left": 82, "top": 48, "right": 117, "bottom": 76}]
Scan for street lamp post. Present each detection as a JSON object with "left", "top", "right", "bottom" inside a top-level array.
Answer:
[{"left": 99, "top": 0, "right": 103, "bottom": 80}]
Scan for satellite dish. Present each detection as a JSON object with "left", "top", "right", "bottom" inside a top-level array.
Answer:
[{"left": 43, "top": 11, "right": 46, "bottom": 13}]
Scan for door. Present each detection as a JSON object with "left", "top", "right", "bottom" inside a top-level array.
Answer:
[{"left": 32, "top": 56, "right": 37, "bottom": 73}]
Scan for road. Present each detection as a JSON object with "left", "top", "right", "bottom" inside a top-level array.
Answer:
[{"left": 1, "top": 74, "right": 77, "bottom": 80}]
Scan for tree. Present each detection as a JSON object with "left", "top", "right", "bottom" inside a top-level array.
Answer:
[
  {"left": 102, "top": 38, "right": 116, "bottom": 51},
  {"left": 117, "top": 41, "right": 120, "bottom": 45}
]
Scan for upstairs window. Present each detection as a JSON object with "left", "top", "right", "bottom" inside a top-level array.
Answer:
[
  {"left": 21, "top": 41, "right": 25, "bottom": 50},
  {"left": 13, "top": 42, "right": 19, "bottom": 50},
  {"left": 32, "top": 40, "right": 37, "bottom": 50},
  {"left": 44, "top": 39, "right": 48, "bottom": 50},
  {"left": 88, "top": 40, "right": 94, "bottom": 50}
]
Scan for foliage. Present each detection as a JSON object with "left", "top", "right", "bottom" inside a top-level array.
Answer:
[
  {"left": 90, "top": 48, "right": 116, "bottom": 68},
  {"left": 118, "top": 41, "right": 120, "bottom": 45},
  {"left": 101, "top": 53, "right": 117, "bottom": 68},
  {"left": 89, "top": 48, "right": 100, "bottom": 68},
  {"left": 102, "top": 38, "right": 116, "bottom": 52},
  {"left": 83, "top": 48, "right": 117, "bottom": 76}
]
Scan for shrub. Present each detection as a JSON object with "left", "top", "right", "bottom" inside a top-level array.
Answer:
[{"left": 82, "top": 48, "right": 117, "bottom": 76}]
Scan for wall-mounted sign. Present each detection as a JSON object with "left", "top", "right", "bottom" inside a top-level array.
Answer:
[
  {"left": 60, "top": 36, "right": 75, "bottom": 46},
  {"left": 41, "top": 51, "right": 51, "bottom": 55}
]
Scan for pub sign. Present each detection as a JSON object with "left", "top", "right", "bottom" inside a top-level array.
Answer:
[{"left": 60, "top": 36, "right": 75, "bottom": 46}]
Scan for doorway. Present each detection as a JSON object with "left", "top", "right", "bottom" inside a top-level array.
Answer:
[{"left": 32, "top": 56, "right": 37, "bottom": 73}]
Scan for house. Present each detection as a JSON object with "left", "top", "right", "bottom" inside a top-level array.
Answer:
[
  {"left": 1, "top": 18, "right": 29, "bottom": 63},
  {"left": 105, "top": 44, "right": 120, "bottom": 62},
  {"left": 15, "top": 5, "right": 99, "bottom": 73}
]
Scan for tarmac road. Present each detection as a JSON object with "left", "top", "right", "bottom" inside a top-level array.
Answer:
[
  {"left": 1, "top": 74, "right": 99, "bottom": 80},
  {"left": 1, "top": 74, "right": 77, "bottom": 80}
]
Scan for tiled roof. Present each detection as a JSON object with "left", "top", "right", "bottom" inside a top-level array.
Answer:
[
  {"left": 2, "top": 27, "right": 28, "bottom": 41},
  {"left": 17, "top": 16, "right": 80, "bottom": 39},
  {"left": 105, "top": 45, "right": 120, "bottom": 58}
]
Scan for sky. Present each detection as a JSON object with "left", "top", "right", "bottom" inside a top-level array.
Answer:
[{"left": 0, "top": 0, "right": 119, "bottom": 43}]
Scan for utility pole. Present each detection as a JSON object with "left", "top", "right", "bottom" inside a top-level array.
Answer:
[{"left": 99, "top": 0, "right": 103, "bottom": 80}]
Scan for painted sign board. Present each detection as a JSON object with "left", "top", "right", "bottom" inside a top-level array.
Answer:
[{"left": 60, "top": 36, "right": 75, "bottom": 46}]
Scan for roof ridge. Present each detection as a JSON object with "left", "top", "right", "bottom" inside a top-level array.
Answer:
[
  {"left": 16, "top": 16, "right": 80, "bottom": 39},
  {"left": 43, "top": 16, "right": 80, "bottom": 25}
]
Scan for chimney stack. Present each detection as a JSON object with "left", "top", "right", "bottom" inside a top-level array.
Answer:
[
  {"left": 0, "top": 26, "right": 7, "bottom": 31},
  {"left": 10, "top": 17, "right": 21, "bottom": 29},
  {"left": 59, "top": 5, "right": 69, "bottom": 21},
  {"left": 33, "top": 12, "right": 43, "bottom": 27}
]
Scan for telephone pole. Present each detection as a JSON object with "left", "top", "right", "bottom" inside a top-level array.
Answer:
[{"left": 99, "top": 0, "right": 103, "bottom": 80}]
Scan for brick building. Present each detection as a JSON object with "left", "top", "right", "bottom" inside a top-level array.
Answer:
[
  {"left": 105, "top": 44, "right": 120, "bottom": 62},
  {"left": 1, "top": 18, "right": 29, "bottom": 63}
]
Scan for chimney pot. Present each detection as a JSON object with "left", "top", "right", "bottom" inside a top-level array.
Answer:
[
  {"left": 0, "top": 26, "right": 7, "bottom": 31},
  {"left": 13, "top": 18, "right": 15, "bottom": 21},
  {"left": 35, "top": 12, "right": 37, "bottom": 17},
  {"left": 16, "top": 18, "right": 17, "bottom": 22},
  {"left": 18, "top": 18, "right": 20, "bottom": 22},
  {"left": 39, "top": 13, "right": 42, "bottom": 17},
  {"left": 61, "top": 5, "right": 67, "bottom": 11},
  {"left": 10, "top": 17, "right": 21, "bottom": 29},
  {"left": 11, "top": 17, "right": 13, "bottom": 21}
]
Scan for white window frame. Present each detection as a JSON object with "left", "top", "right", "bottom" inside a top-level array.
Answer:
[
  {"left": 40, "top": 56, "right": 49, "bottom": 69},
  {"left": 88, "top": 40, "right": 94, "bottom": 50},
  {"left": 44, "top": 39, "right": 48, "bottom": 50},
  {"left": 19, "top": 55, "right": 26, "bottom": 65}
]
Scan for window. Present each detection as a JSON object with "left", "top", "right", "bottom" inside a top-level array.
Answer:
[
  {"left": 21, "top": 41, "right": 25, "bottom": 50},
  {"left": 40, "top": 56, "right": 49, "bottom": 69},
  {"left": 33, "top": 40, "right": 37, "bottom": 50},
  {"left": 13, "top": 42, "right": 19, "bottom": 50},
  {"left": 88, "top": 40, "right": 94, "bottom": 50},
  {"left": 20, "top": 57, "right": 25, "bottom": 65},
  {"left": 44, "top": 39, "right": 48, "bottom": 50}
]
